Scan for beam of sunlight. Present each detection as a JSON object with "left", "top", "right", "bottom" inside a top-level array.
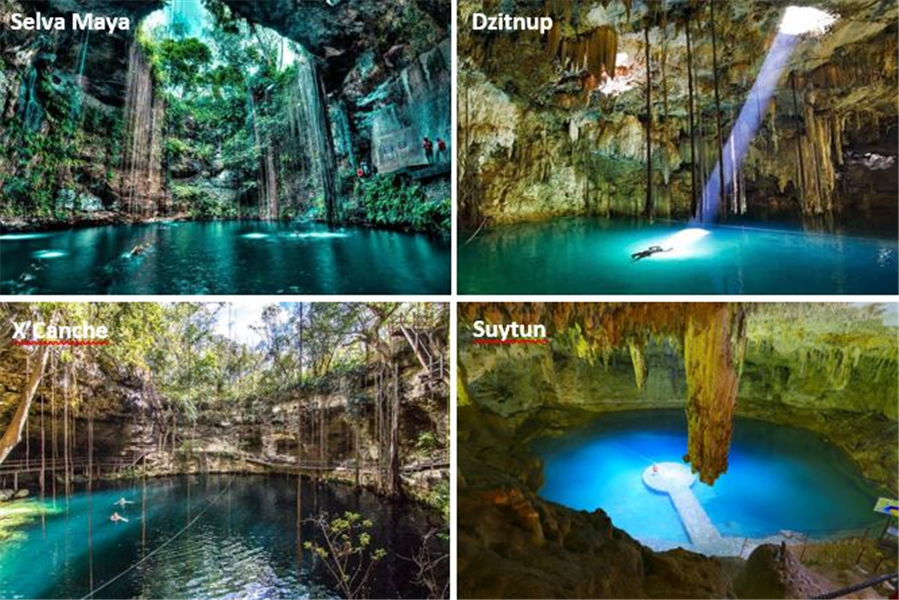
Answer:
[
  {"left": 695, "top": 6, "right": 837, "bottom": 223},
  {"left": 779, "top": 6, "right": 837, "bottom": 36}
]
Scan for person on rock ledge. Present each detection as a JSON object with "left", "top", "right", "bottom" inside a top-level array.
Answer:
[
  {"left": 436, "top": 137, "right": 448, "bottom": 162},
  {"left": 422, "top": 137, "right": 434, "bottom": 163}
]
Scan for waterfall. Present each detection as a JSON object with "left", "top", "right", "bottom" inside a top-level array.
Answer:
[
  {"left": 291, "top": 49, "right": 339, "bottom": 225},
  {"left": 121, "top": 42, "right": 165, "bottom": 217}
]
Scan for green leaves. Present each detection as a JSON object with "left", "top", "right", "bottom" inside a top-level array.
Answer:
[
  {"left": 305, "top": 511, "right": 387, "bottom": 598},
  {"left": 356, "top": 174, "right": 451, "bottom": 234}
]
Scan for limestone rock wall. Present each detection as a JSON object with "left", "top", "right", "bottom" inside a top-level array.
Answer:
[{"left": 458, "top": 0, "right": 899, "bottom": 228}]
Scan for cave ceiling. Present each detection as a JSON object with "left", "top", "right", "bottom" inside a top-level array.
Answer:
[{"left": 38, "top": 0, "right": 449, "bottom": 89}]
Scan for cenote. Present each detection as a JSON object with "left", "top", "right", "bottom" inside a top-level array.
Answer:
[
  {"left": 0, "top": 221, "right": 450, "bottom": 294},
  {"left": 459, "top": 218, "right": 899, "bottom": 295},
  {"left": 0, "top": 0, "right": 452, "bottom": 295},
  {"left": 533, "top": 410, "right": 885, "bottom": 553},
  {"left": 0, "top": 475, "right": 441, "bottom": 599}
]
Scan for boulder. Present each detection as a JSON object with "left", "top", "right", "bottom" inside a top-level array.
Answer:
[{"left": 734, "top": 543, "right": 830, "bottom": 599}]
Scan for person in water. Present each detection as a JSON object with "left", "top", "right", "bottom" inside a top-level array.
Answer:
[
  {"left": 110, "top": 512, "right": 129, "bottom": 524},
  {"left": 631, "top": 245, "right": 672, "bottom": 261},
  {"left": 114, "top": 497, "right": 134, "bottom": 508}
]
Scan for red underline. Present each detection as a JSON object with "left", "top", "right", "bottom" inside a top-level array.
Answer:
[
  {"left": 471, "top": 339, "right": 549, "bottom": 345},
  {"left": 12, "top": 340, "right": 111, "bottom": 346}
]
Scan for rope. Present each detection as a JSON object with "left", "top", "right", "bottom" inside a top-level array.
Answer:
[
  {"left": 811, "top": 572, "right": 898, "bottom": 599},
  {"left": 81, "top": 475, "right": 235, "bottom": 600}
]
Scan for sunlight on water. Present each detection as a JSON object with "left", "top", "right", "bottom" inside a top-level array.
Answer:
[
  {"left": 459, "top": 218, "right": 898, "bottom": 294},
  {"left": 1, "top": 221, "right": 449, "bottom": 294},
  {"left": 285, "top": 231, "right": 351, "bottom": 240},
  {"left": 0, "top": 233, "right": 51, "bottom": 241},
  {"left": 533, "top": 411, "right": 884, "bottom": 545},
  {"left": 32, "top": 249, "right": 67, "bottom": 259},
  {"left": 637, "top": 228, "right": 712, "bottom": 260}
]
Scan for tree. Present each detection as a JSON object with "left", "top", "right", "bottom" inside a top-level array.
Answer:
[
  {"left": 304, "top": 512, "right": 387, "bottom": 599},
  {"left": 155, "top": 37, "right": 213, "bottom": 96}
]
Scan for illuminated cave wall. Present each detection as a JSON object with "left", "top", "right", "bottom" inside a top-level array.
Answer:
[
  {"left": 458, "top": 0, "right": 898, "bottom": 227},
  {"left": 459, "top": 303, "right": 898, "bottom": 487}
]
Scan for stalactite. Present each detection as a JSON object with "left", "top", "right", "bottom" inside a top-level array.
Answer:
[
  {"left": 628, "top": 339, "right": 647, "bottom": 390},
  {"left": 790, "top": 71, "right": 807, "bottom": 208},
  {"left": 545, "top": 18, "right": 617, "bottom": 82},
  {"left": 682, "top": 305, "right": 746, "bottom": 485}
]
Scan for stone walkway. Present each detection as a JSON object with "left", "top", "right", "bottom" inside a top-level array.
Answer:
[{"left": 642, "top": 462, "right": 789, "bottom": 557}]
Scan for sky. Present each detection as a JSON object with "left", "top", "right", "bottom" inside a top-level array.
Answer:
[
  {"left": 212, "top": 301, "right": 267, "bottom": 346},
  {"left": 211, "top": 301, "right": 303, "bottom": 346}
]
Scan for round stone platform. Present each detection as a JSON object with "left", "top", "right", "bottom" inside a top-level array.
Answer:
[{"left": 642, "top": 462, "right": 696, "bottom": 493}]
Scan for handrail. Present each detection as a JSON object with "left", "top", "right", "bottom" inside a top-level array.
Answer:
[{"left": 811, "top": 572, "right": 898, "bottom": 599}]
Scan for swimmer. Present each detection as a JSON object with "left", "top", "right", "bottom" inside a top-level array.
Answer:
[
  {"left": 110, "top": 512, "right": 129, "bottom": 524},
  {"left": 631, "top": 245, "right": 672, "bottom": 262},
  {"left": 114, "top": 497, "right": 134, "bottom": 508},
  {"left": 128, "top": 242, "right": 152, "bottom": 257}
]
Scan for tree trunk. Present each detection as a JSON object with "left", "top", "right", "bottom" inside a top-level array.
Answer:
[
  {"left": 0, "top": 344, "right": 50, "bottom": 464},
  {"left": 354, "top": 422, "right": 360, "bottom": 489},
  {"left": 388, "top": 363, "right": 401, "bottom": 497}
]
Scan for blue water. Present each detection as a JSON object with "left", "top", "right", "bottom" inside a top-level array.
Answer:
[
  {"left": 0, "top": 221, "right": 450, "bottom": 295},
  {"left": 458, "top": 218, "right": 899, "bottom": 294},
  {"left": 533, "top": 411, "right": 885, "bottom": 545},
  {"left": 0, "top": 475, "right": 442, "bottom": 599}
]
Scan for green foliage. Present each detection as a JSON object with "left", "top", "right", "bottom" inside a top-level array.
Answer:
[
  {"left": 165, "top": 138, "right": 190, "bottom": 161},
  {"left": 356, "top": 175, "right": 450, "bottom": 234},
  {"left": 0, "top": 72, "right": 87, "bottom": 216},
  {"left": 415, "top": 431, "right": 439, "bottom": 453},
  {"left": 172, "top": 184, "right": 238, "bottom": 219},
  {"left": 154, "top": 37, "right": 213, "bottom": 94},
  {"left": 304, "top": 512, "right": 387, "bottom": 599}
]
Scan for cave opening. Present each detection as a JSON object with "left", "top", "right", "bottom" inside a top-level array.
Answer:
[
  {"left": 0, "top": 301, "right": 451, "bottom": 599},
  {"left": 0, "top": 0, "right": 451, "bottom": 295}
]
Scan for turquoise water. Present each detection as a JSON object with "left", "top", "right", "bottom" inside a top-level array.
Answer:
[
  {"left": 0, "top": 221, "right": 450, "bottom": 294},
  {"left": 459, "top": 218, "right": 898, "bottom": 294},
  {"left": 533, "top": 411, "right": 885, "bottom": 545},
  {"left": 0, "top": 475, "right": 442, "bottom": 599}
]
